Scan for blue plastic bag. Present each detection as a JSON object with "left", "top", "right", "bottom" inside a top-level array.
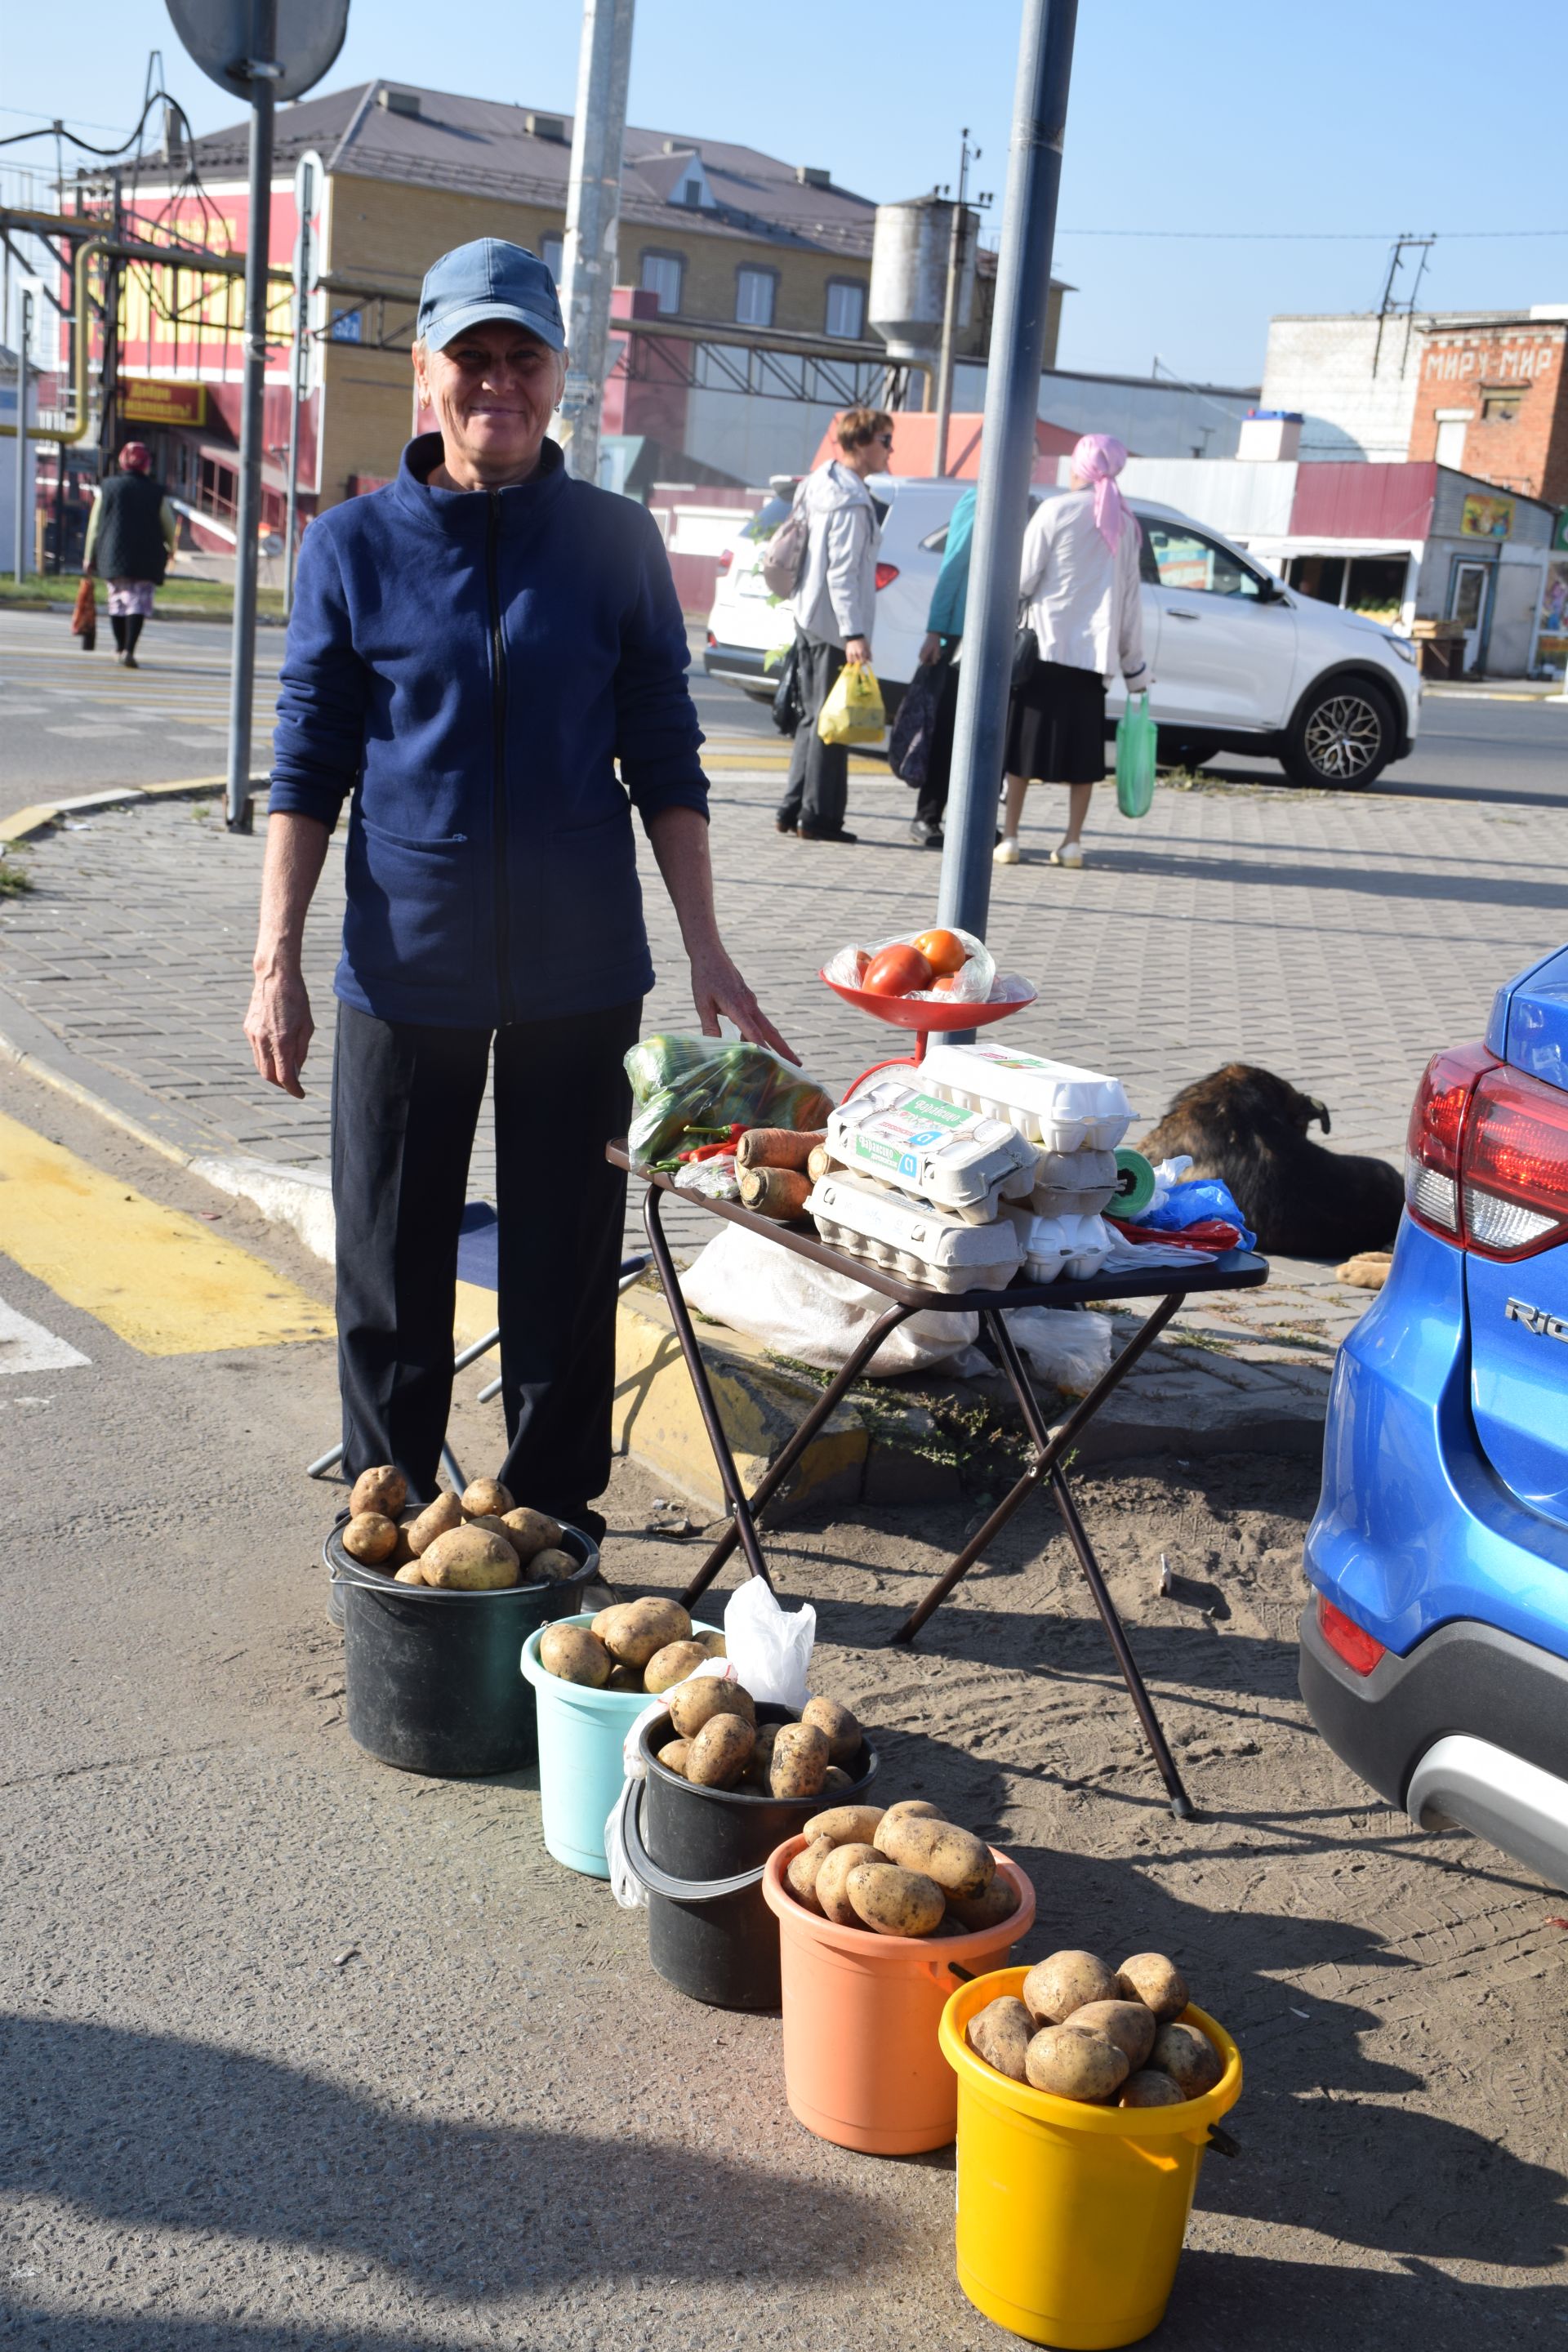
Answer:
[
  {"left": 1115, "top": 692, "right": 1157, "bottom": 819},
  {"left": 1142, "top": 1176, "right": 1257, "bottom": 1253}
]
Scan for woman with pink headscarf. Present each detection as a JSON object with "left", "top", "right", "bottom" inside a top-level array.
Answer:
[
  {"left": 81, "top": 440, "right": 178, "bottom": 669},
  {"left": 996, "top": 432, "right": 1149, "bottom": 869}
]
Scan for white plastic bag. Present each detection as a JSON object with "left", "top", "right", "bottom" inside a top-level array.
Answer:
[
  {"left": 724, "top": 1576, "right": 815, "bottom": 1712},
  {"left": 607, "top": 1658, "right": 741, "bottom": 1910},
  {"left": 1007, "top": 1306, "right": 1113, "bottom": 1394},
  {"left": 679, "top": 1222, "right": 981, "bottom": 1377}
]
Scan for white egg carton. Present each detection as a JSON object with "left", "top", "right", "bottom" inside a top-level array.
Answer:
[
  {"left": 826, "top": 1078, "right": 1036, "bottom": 1223},
  {"left": 1030, "top": 1147, "right": 1119, "bottom": 1220},
  {"left": 1000, "top": 1205, "right": 1114, "bottom": 1284},
  {"left": 807, "top": 1172, "right": 1023, "bottom": 1294},
  {"left": 920, "top": 1040, "right": 1134, "bottom": 1154}
]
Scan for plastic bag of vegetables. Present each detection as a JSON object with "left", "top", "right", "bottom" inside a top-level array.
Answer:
[{"left": 626, "top": 1034, "right": 835, "bottom": 1168}]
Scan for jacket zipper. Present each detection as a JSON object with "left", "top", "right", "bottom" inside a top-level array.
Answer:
[{"left": 486, "top": 492, "right": 516, "bottom": 1026}]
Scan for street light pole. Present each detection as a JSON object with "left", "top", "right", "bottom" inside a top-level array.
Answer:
[
  {"left": 225, "top": 2, "right": 281, "bottom": 834},
  {"left": 937, "top": 0, "right": 1077, "bottom": 941},
  {"left": 557, "top": 0, "right": 635, "bottom": 487},
  {"left": 283, "top": 150, "right": 318, "bottom": 617},
  {"left": 931, "top": 132, "right": 973, "bottom": 481},
  {"left": 12, "top": 288, "right": 29, "bottom": 582}
]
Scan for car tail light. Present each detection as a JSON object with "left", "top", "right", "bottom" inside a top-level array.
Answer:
[
  {"left": 717, "top": 548, "right": 733, "bottom": 573},
  {"left": 1463, "top": 1064, "right": 1568, "bottom": 1258},
  {"left": 706, "top": 630, "right": 715, "bottom": 647},
  {"left": 1316, "top": 1592, "right": 1386, "bottom": 1676},
  {"left": 1405, "top": 1043, "right": 1496, "bottom": 1238},
  {"left": 875, "top": 562, "right": 900, "bottom": 590}
]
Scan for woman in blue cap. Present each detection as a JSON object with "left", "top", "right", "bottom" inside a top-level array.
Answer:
[{"left": 245, "top": 238, "right": 789, "bottom": 1543}]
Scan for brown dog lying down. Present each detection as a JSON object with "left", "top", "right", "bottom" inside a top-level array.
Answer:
[{"left": 1141, "top": 1063, "right": 1405, "bottom": 1261}]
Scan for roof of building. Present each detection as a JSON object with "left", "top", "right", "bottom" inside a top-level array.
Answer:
[{"left": 181, "top": 80, "right": 881, "bottom": 259}]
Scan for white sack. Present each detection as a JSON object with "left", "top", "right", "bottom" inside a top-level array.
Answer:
[{"left": 679, "top": 1223, "right": 980, "bottom": 1377}]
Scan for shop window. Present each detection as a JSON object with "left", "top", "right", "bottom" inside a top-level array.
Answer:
[
  {"left": 824, "top": 279, "right": 866, "bottom": 340},
  {"left": 1345, "top": 555, "right": 1408, "bottom": 626},
  {"left": 1288, "top": 554, "right": 1348, "bottom": 607},
  {"left": 1481, "top": 391, "right": 1522, "bottom": 425},
  {"left": 639, "top": 252, "right": 684, "bottom": 315},
  {"left": 541, "top": 235, "right": 564, "bottom": 283},
  {"left": 736, "top": 268, "right": 777, "bottom": 328}
]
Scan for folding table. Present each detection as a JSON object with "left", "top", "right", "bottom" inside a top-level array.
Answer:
[{"left": 609, "top": 1147, "right": 1267, "bottom": 1820}]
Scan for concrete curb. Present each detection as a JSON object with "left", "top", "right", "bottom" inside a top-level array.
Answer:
[{"left": 0, "top": 773, "right": 264, "bottom": 847}]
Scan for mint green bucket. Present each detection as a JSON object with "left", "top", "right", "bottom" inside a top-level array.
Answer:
[{"left": 520, "top": 1613, "right": 720, "bottom": 1877}]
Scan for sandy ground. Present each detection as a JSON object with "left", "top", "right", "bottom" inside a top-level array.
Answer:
[{"left": 2, "top": 1062, "right": 1566, "bottom": 2348}]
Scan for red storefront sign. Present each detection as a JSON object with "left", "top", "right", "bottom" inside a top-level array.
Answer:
[{"left": 119, "top": 378, "right": 209, "bottom": 427}]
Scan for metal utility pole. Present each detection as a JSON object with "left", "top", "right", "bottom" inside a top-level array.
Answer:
[
  {"left": 225, "top": 7, "right": 282, "bottom": 832},
  {"left": 283, "top": 149, "right": 320, "bottom": 616},
  {"left": 937, "top": 0, "right": 1077, "bottom": 941},
  {"left": 931, "top": 131, "right": 978, "bottom": 480},
  {"left": 557, "top": 0, "right": 635, "bottom": 487},
  {"left": 12, "top": 288, "right": 30, "bottom": 581}
]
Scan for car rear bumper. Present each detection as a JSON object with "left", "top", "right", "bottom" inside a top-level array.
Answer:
[{"left": 703, "top": 643, "right": 773, "bottom": 685}]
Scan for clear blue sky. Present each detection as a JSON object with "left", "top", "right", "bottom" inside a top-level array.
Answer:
[{"left": 7, "top": 0, "right": 1567, "bottom": 385}]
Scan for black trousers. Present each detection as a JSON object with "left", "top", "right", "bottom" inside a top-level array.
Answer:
[
  {"left": 914, "top": 652, "right": 962, "bottom": 827},
  {"left": 331, "top": 996, "right": 641, "bottom": 1539},
  {"left": 777, "top": 630, "right": 850, "bottom": 835}
]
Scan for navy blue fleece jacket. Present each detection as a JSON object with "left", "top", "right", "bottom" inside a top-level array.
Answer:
[{"left": 269, "top": 433, "right": 708, "bottom": 1028}]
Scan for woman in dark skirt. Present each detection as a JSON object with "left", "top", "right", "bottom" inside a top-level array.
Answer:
[{"left": 997, "top": 434, "right": 1150, "bottom": 870}]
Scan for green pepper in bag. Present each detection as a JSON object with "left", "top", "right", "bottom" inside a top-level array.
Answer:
[
  {"left": 1115, "top": 690, "right": 1157, "bottom": 820},
  {"left": 626, "top": 1034, "right": 835, "bottom": 1167},
  {"left": 818, "top": 661, "right": 886, "bottom": 748}
]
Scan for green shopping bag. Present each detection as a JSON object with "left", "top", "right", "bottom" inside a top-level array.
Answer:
[
  {"left": 818, "top": 661, "right": 886, "bottom": 747},
  {"left": 1115, "top": 691, "right": 1157, "bottom": 818}
]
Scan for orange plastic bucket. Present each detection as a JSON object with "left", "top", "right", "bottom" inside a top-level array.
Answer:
[{"left": 761, "top": 1837, "right": 1036, "bottom": 2154}]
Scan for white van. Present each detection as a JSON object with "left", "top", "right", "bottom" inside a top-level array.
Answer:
[{"left": 703, "top": 478, "right": 1423, "bottom": 791}]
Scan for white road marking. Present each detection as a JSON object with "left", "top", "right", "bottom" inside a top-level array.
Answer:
[{"left": 0, "top": 1299, "right": 91, "bottom": 1375}]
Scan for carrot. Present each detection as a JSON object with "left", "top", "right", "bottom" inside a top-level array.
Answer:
[
  {"left": 806, "top": 1143, "right": 833, "bottom": 1183},
  {"left": 738, "top": 1166, "right": 812, "bottom": 1219},
  {"left": 734, "top": 1127, "right": 826, "bottom": 1174}
]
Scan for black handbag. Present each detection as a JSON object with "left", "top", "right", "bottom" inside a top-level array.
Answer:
[
  {"left": 1011, "top": 622, "right": 1040, "bottom": 691},
  {"left": 771, "top": 638, "right": 804, "bottom": 737},
  {"left": 889, "top": 657, "right": 945, "bottom": 787}
]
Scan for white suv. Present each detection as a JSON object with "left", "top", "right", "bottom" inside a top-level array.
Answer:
[{"left": 703, "top": 478, "right": 1423, "bottom": 792}]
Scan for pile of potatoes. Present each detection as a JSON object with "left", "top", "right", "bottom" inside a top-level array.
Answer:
[
  {"left": 785, "top": 1801, "right": 1020, "bottom": 1938},
  {"left": 538, "top": 1597, "right": 727, "bottom": 1695},
  {"left": 653, "top": 1684, "right": 866, "bottom": 1802},
  {"left": 968, "top": 1949, "right": 1223, "bottom": 2108},
  {"left": 339, "top": 1469, "right": 581, "bottom": 1591}
]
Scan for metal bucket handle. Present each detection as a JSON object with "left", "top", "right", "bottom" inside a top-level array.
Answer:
[{"left": 617, "top": 1777, "right": 769, "bottom": 1904}]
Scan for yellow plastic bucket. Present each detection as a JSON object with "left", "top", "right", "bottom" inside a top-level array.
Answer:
[{"left": 939, "top": 1967, "right": 1241, "bottom": 2350}]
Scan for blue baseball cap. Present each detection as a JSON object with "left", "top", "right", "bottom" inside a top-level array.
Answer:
[{"left": 416, "top": 238, "right": 564, "bottom": 354}]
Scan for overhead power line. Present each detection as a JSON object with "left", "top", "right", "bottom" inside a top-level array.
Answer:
[{"left": 1057, "top": 226, "right": 1568, "bottom": 243}]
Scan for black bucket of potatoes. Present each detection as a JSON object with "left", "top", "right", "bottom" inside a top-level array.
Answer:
[
  {"left": 326, "top": 1470, "right": 603, "bottom": 1779},
  {"left": 618, "top": 1688, "right": 877, "bottom": 2011}
]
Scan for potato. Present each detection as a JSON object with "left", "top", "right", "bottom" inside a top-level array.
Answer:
[
  {"left": 967, "top": 1995, "right": 1035, "bottom": 2082},
  {"left": 393, "top": 1561, "right": 427, "bottom": 1586},
  {"left": 1021, "top": 1949, "right": 1120, "bottom": 2025},
  {"left": 1151, "top": 2020, "right": 1223, "bottom": 2100},
  {"left": 879, "top": 1799, "right": 942, "bottom": 1827},
  {"left": 342, "top": 1511, "right": 399, "bottom": 1565},
  {"left": 1024, "top": 2025, "right": 1129, "bottom": 2104},
  {"left": 814, "top": 1842, "right": 881, "bottom": 1926},
  {"left": 821, "top": 1765, "right": 854, "bottom": 1794},
  {"left": 666, "top": 1677, "right": 755, "bottom": 1739},
  {"left": 461, "top": 1477, "right": 514, "bottom": 1519},
  {"left": 874, "top": 1813, "right": 994, "bottom": 1901},
  {"left": 467, "top": 1512, "right": 520, "bottom": 1554},
  {"left": 385, "top": 1529, "right": 419, "bottom": 1572},
  {"left": 693, "top": 1632, "right": 727, "bottom": 1658},
  {"left": 802, "top": 1804, "right": 886, "bottom": 1849},
  {"left": 407, "top": 1491, "right": 462, "bottom": 1555},
  {"left": 1116, "top": 1953, "right": 1190, "bottom": 2022},
  {"left": 786, "top": 1834, "right": 835, "bottom": 1913},
  {"left": 528, "top": 1547, "right": 579, "bottom": 1584},
  {"left": 606, "top": 1664, "right": 642, "bottom": 1691},
  {"left": 538, "top": 1624, "right": 612, "bottom": 1686},
  {"left": 685, "top": 1713, "right": 755, "bottom": 1789},
  {"left": 801, "top": 1695, "right": 862, "bottom": 1766},
  {"left": 349, "top": 1465, "right": 407, "bottom": 1521},
  {"left": 946, "top": 1877, "right": 1022, "bottom": 1934},
  {"left": 738, "top": 1722, "right": 781, "bottom": 1789},
  {"left": 421, "top": 1526, "right": 518, "bottom": 1591},
  {"left": 501, "top": 1506, "right": 562, "bottom": 1560},
  {"left": 1070, "top": 1999, "right": 1157, "bottom": 2071},
  {"left": 643, "top": 1638, "right": 710, "bottom": 1695},
  {"left": 1120, "top": 2069, "right": 1186, "bottom": 2109},
  {"left": 845, "top": 1861, "right": 946, "bottom": 1940},
  {"left": 593, "top": 1597, "right": 692, "bottom": 1671},
  {"left": 768, "top": 1722, "right": 831, "bottom": 1800}
]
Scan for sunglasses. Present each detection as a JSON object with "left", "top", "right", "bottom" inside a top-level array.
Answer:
[{"left": 875, "top": 433, "right": 894, "bottom": 447}]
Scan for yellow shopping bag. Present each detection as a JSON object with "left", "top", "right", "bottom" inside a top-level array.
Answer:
[{"left": 817, "top": 660, "right": 886, "bottom": 746}]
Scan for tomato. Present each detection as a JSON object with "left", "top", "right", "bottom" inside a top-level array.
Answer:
[
  {"left": 913, "top": 928, "right": 967, "bottom": 977},
  {"left": 931, "top": 972, "right": 963, "bottom": 993},
  {"left": 863, "top": 943, "right": 934, "bottom": 997},
  {"left": 850, "top": 949, "right": 871, "bottom": 986}
]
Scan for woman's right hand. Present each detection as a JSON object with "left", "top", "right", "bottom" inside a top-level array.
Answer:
[{"left": 916, "top": 631, "right": 942, "bottom": 666}]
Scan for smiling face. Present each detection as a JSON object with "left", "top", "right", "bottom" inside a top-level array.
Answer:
[{"left": 412, "top": 318, "right": 567, "bottom": 489}]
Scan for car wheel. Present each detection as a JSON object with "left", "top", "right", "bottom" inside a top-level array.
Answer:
[
  {"left": 1156, "top": 729, "right": 1222, "bottom": 772},
  {"left": 1281, "top": 677, "right": 1395, "bottom": 790}
]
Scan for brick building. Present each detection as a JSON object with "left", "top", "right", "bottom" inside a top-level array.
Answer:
[{"left": 1407, "top": 314, "right": 1568, "bottom": 506}]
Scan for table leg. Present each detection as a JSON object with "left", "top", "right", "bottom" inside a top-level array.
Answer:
[
  {"left": 892, "top": 1294, "right": 1186, "bottom": 1642},
  {"left": 641, "top": 1185, "right": 774, "bottom": 1588}
]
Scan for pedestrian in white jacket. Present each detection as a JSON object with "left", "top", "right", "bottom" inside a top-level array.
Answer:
[
  {"left": 996, "top": 433, "right": 1151, "bottom": 870},
  {"left": 776, "top": 406, "right": 892, "bottom": 844}
]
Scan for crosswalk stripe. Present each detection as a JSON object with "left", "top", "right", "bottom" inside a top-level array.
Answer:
[
  {"left": 0, "top": 1296, "right": 91, "bottom": 1374},
  {"left": 0, "top": 1112, "right": 332, "bottom": 1356}
]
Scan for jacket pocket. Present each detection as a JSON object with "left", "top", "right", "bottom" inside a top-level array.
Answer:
[
  {"left": 532, "top": 808, "right": 648, "bottom": 1006},
  {"left": 343, "top": 817, "right": 483, "bottom": 1012}
]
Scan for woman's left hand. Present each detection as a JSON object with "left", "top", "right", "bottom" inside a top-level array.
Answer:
[{"left": 688, "top": 944, "right": 797, "bottom": 1062}]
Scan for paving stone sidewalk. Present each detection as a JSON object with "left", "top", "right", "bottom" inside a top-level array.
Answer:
[{"left": 4, "top": 760, "right": 1563, "bottom": 1432}]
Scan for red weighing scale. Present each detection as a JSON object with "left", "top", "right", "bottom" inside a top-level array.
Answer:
[{"left": 819, "top": 969, "right": 1039, "bottom": 1099}]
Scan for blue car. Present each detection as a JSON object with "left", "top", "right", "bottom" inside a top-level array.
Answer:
[{"left": 1300, "top": 944, "right": 1568, "bottom": 1888}]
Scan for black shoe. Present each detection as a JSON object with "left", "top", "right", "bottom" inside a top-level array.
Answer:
[
  {"left": 775, "top": 815, "right": 797, "bottom": 835},
  {"left": 800, "top": 827, "right": 858, "bottom": 844},
  {"left": 909, "top": 820, "right": 943, "bottom": 849}
]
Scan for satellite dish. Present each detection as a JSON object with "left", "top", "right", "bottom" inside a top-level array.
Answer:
[{"left": 165, "top": 0, "right": 351, "bottom": 105}]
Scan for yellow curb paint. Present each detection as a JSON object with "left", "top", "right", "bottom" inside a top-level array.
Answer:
[
  {"left": 0, "top": 805, "right": 58, "bottom": 844},
  {"left": 0, "top": 1111, "right": 332, "bottom": 1355}
]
